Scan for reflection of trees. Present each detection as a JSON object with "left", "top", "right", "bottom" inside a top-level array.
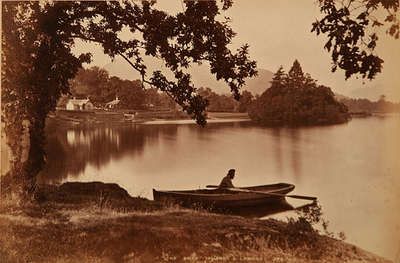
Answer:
[
  {"left": 191, "top": 121, "right": 252, "bottom": 138},
  {"left": 288, "top": 128, "right": 302, "bottom": 181},
  {"left": 271, "top": 128, "right": 283, "bottom": 175},
  {"left": 38, "top": 121, "right": 178, "bottom": 183},
  {"left": 38, "top": 121, "right": 253, "bottom": 184},
  {"left": 244, "top": 125, "right": 302, "bottom": 182}
]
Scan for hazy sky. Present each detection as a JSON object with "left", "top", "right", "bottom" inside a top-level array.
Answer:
[{"left": 75, "top": 0, "right": 400, "bottom": 101}]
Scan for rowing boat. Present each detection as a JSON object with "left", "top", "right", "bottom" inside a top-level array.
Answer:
[{"left": 152, "top": 183, "right": 295, "bottom": 210}]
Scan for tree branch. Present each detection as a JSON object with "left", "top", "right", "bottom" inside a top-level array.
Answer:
[{"left": 70, "top": 34, "right": 152, "bottom": 89}]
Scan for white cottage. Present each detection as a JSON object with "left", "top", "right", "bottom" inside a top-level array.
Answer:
[{"left": 66, "top": 98, "right": 94, "bottom": 111}]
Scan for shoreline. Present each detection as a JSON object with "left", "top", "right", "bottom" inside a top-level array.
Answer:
[
  {"left": 48, "top": 110, "right": 251, "bottom": 126},
  {"left": 48, "top": 109, "right": 398, "bottom": 128},
  {"left": 0, "top": 181, "right": 393, "bottom": 263}
]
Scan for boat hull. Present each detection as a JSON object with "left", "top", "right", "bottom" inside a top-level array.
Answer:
[{"left": 153, "top": 183, "right": 295, "bottom": 210}]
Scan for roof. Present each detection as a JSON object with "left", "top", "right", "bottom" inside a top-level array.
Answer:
[{"left": 67, "top": 98, "right": 91, "bottom": 106}]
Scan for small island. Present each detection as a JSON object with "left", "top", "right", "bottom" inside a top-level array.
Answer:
[
  {"left": 249, "top": 60, "right": 350, "bottom": 126},
  {"left": 2, "top": 1, "right": 399, "bottom": 262}
]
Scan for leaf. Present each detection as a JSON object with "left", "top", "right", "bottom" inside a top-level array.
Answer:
[{"left": 324, "top": 39, "right": 332, "bottom": 51}]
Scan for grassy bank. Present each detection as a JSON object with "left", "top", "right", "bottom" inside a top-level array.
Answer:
[{"left": 0, "top": 182, "right": 391, "bottom": 263}]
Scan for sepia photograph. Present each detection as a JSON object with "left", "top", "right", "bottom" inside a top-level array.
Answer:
[{"left": 1, "top": 0, "right": 400, "bottom": 262}]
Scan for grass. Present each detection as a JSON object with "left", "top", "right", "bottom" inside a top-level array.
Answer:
[{"left": 0, "top": 182, "right": 393, "bottom": 263}]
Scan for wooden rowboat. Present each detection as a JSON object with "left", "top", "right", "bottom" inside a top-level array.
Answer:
[{"left": 152, "top": 183, "right": 295, "bottom": 210}]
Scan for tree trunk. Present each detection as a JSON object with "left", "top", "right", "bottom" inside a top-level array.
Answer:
[{"left": 1, "top": 119, "right": 36, "bottom": 203}]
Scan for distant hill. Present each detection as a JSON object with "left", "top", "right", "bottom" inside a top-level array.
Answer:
[
  {"left": 245, "top": 68, "right": 274, "bottom": 94},
  {"left": 188, "top": 65, "right": 273, "bottom": 95},
  {"left": 347, "top": 86, "right": 383, "bottom": 101},
  {"left": 103, "top": 57, "right": 273, "bottom": 95},
  {"left": 334, "top": 93, "right": 350, "bottom": 101}
]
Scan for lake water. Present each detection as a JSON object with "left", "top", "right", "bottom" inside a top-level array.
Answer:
[{"left": 38, "top": 115, "right": 400, "bottom": 261}]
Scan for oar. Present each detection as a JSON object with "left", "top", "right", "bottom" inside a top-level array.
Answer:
[{"left": 206, "top": 185, "right": 317, "bottom": 201}]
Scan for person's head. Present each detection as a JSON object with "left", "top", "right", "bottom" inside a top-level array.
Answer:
[{"left": 227, "top": 169, "right": 235, "bottom": 179}]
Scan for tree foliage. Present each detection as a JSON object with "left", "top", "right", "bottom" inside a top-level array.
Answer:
[
  {"left": 197, "top": 87, "right": 254, "bottom": 112},
  {"left": 143, "top": 88, "right": 169, "bottom": 108},
  {"left": 1, "top": 0, "right": 398, "bottom": 201},
  {"left": 70, "top": 66, "right": 110, "bottom": 102},
  {"left": 1, "top": 0, "right": 256, "bottom": 200},
  {"left": 65, "top": 0, "right": 257, "bottom": 125},
  {"left": 70, "top": 67, "right": 146, "bottom": 107},
  {"left": 237, "top": 90, "right": 254, "bottom": 113},
  {"left": 1, "top": 2, "right": 90, "bottom": 199},
  {"left": 340, "top": 96, "right": 400, "bottom": 113},
  {"left": 312, "top": 0, "right": 399, "bottom": 80},
  {"left": 68, "top": 67, "right": 189, "bottom": 110},
  {"left": 248, "top": 60, "right": 350, "bottom": 125}
]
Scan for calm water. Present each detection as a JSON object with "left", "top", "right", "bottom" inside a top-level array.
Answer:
[{"left": 38, "top": 116, "right": 400, "bottom": 260}]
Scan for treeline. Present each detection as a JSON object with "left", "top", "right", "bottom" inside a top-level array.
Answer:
[
  {"left": 59, "top": 66, "right": 256, "bottom": 112},
  {"left": 59, "top": 67, "right": 176, "bottom": 110},
  {"left": 248, "top": 60, "right": 350, "bottom": 125},
  {"left": 339, "top": 95, "right": 400, "bottom": 113},
  {"left": 197, "top": 87, "right": 254, "bottom": 113},
  {"left": 61, "top": 65, "right": 399, "bottom": 121}
]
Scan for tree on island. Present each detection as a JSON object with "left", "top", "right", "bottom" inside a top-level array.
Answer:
[
  {"left": 248, "top": 60, "right": 350, "bottom": 125},
  {"left": 1, "top": 0, "right": 398, "bottom": 201}
]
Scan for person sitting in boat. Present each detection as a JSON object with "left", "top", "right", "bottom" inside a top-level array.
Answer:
[{"left": 219, "top": 169, "right": 235, "bottom": 188}]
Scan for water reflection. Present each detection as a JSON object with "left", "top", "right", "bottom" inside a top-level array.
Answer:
[
  {"left": 224, "top": 200, "right": 295, "bottom": 218},
  {"left": 38, "top": 121, "right": 249, "bottom": 184},
  {"left": 38, "top": 116, "right": 400, "bottom": 260},
  {"left": 289, "top": 128, "right": 302, "bottom": 181},
  {"left": 271, "top": 128, "right": 283, "bottom": 177},
  {"left": 38, "top": 121, "right": 180, "bottom": 183}
]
